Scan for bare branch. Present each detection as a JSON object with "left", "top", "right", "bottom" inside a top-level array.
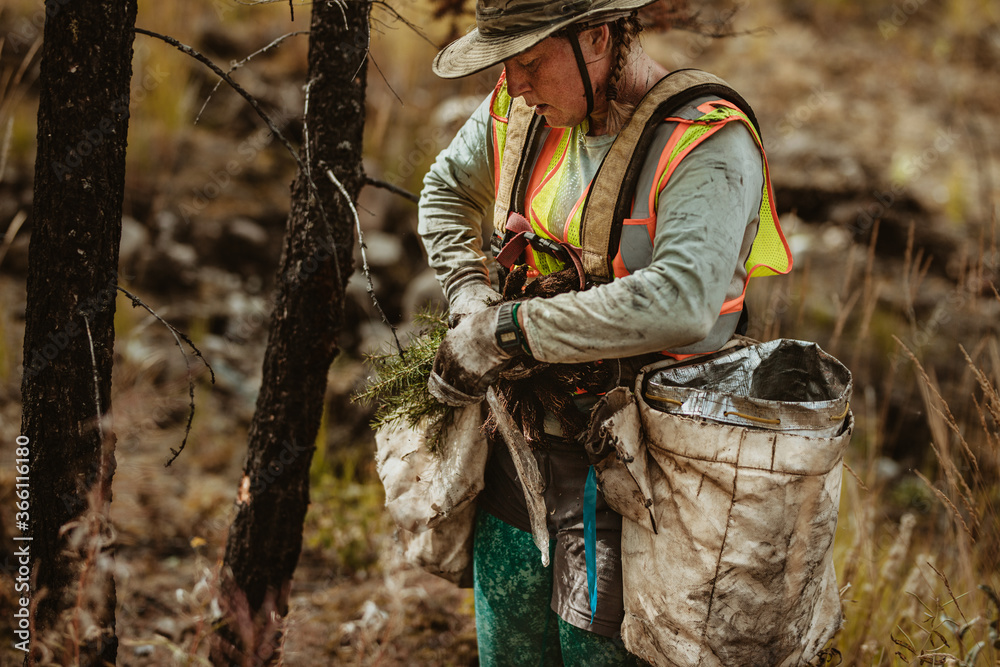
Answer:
[
  {"left": 371, "top": 0, "right": 437, "bottom": 47},
  {"left": 116, "top": 285, "right": 215, "bottom": 467},
  {"left": 81, "top": 314, "right": 107, "bottom": 446},
  {"left": 332, "top": 0, "right": 350, "bottom": 29},
  {"left": 303, "top": 79, "right": 315, "bottom": 184},
  {"left": 0, "top": 117, "right": 13, "bottom": 185},
  {"left": 300, "top": 76, "right": 346, "bottom": 294},
  {"left": 0, "top": 209, "right": 26, "bottom": 269},
  {"left": 194, "top": 30, "right": 309, "bottom": 125},
  {"left": 134, "top": 28, "right": 306, "bottom": 176},
  {"left": 326, "top": 168, "right": 404, "bottom": 357},
  {"left": 368, "top": 50, "right": 402, "bottom": 105},
  {"left": 364, "top": 175, "right": 418, "bottom": 203},
  {"left": 135, "top": 27, "right": 347, "bottom": 318}
]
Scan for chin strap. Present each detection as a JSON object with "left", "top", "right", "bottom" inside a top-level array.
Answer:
[{"left": 567, "top": 26, "right": 595, "bottom": 120}]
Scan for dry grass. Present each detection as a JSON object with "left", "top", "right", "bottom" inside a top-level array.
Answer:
[
  {"left": 829, "top": 342, "right": 1000, "bottom": 665},
  {"left": 773, "top": 202, "right": 1000, "bottom": 664}
]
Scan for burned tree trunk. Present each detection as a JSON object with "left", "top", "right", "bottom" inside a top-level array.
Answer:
[
  {"left": 20, "top": 0, "right": 137, "bottom": 664},
  {"left": 211, "top": 0, "right": 369, "bottom": 663}
]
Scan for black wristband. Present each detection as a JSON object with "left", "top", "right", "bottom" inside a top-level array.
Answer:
[{"left": 494, "top": 302, "right": 527, "bottom": 356}]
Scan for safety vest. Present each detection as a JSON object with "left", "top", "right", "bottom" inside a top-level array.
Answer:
[{"left": 490, "top": 69, "right": 792, "bottom": 348}]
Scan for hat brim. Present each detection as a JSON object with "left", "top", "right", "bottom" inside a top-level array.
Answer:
[{"left": 432, "top": 1, "right": 657, "bottom": 79}]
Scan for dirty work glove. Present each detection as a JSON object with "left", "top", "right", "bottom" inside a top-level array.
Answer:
[
  {"left": 447, "top": 280, "right": 502, "bottom": 327},
  {"left": 428, "top": 302, "right": 528, "bottom": 406}
]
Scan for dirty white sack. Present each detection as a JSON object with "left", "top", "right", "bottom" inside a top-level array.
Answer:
[
  {"left": 590, "top": 339, "right": 852, "bottom": 666},
  {"left": 375, "top": 400, "right": 489, "bottom": 585}
]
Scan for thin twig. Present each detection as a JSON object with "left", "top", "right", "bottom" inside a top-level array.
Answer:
[
  {"left": 194, "top": 30, "right": 308, "bottom": 125},
  {"left": 364, "top": 175, "right": 418, "bottom": 203},
  {"left": 913, "top": 469, "right": 974, "bottom": 540},
  {"left": 332, "top": 0, "right": 349, "bottom": 29},
  {"left": 81, "top": 315, "right": 106, "bottom": 446},
  {"left": 842, "top": 461, "right": 869, "bottom": 491},
  {"left": 116, "top": 286, "right": 215, "bottom": 467},
  {"left": 371, "top": 0, "right": 437, "bottom": 48},
  {"left": 925, "top": 560, "right": 970, "bottom": 625},
  {"left": 0, "top": 209, "right": 26, "bottom": 269},
  {"left": 0, "top": 117, "right": 13, "bottom": 185},
  {"left": 368, "top": 50, "right": 402, "bottom": 105},
  {"left": 303, "top": 79, "right": 314, "bottom": 185},
  {"left": 134, "top": 28, "right": 306, "bottom": 176},
  {"left": 326, "top": 168, "right": 404, "bottom": 357},
  {"left": 135, "top": 27, "right": 345, "bottom": 324},
  {"left": 299, "top": 76, "right": 346, "bottom": 295}
]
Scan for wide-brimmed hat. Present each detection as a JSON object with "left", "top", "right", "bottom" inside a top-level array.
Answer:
[{"left": 433, "top": 0, "right": 659, "bottom": 79}]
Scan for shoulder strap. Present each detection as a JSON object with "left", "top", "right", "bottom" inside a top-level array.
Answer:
[
  {"left": 579, "top": 69, "right": 760, "bottom": 283},
  {"left": 493, "top": 98, "right": 542, "bottom": 234}
]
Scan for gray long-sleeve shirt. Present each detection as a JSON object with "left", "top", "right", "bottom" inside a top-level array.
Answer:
[{"left": 418, "top": 90, "right": 764, "bottom": 364}]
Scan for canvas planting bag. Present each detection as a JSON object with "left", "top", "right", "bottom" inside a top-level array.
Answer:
[
  {"left": 374, "top": 400, "right": 489, "bottom": 586},
  {"left": 587, "top": 339, "right": 852, "bottom": 666}
]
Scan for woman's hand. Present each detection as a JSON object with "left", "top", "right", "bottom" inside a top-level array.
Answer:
[
  {"left": 428, "top": 303, "right": 526, "bottom": 406},
  {"left": 448, "top": 281, "right": 502, "bottom": 327}
]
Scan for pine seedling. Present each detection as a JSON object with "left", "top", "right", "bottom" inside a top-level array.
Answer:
[{"left": 354, "top": 310, "right": 453, "bottom": 453}]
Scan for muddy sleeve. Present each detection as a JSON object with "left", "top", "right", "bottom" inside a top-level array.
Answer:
[
  {"left": 519, "top": 122, "right": 765, "bottom": 364},
  {"left": 417, "top": 95, "right": 497, "bottom": 303}
]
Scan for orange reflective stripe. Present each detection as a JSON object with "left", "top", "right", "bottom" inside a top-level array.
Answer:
[
  {"left": 611, "top": 215, "right": 655, "bottom": 277},
  {"left": 492, "top": 123, "right": 503, "bottom": 190},
  {"left": 720, "top": 291, "right": 746, "bottom": 315},
  {"left": 648, "top": 122, "right": 689, "bottom": 215},
  {"left": 489, "top": 72, "right": 509, "bottom": 123},
  {"left": 662, "top": 350, "right": 706, "bottom": 361},
  {"left": 699, "top": 99, "right": 739, "bottom": 114},
  {"left": 654, "top": 117, "right": 740, "bottom": 198},
  {"left": 696, "top": 100, "right": 718, "bottom": 114},
  {"left": 526, "top": 130, "right": 569, "bottom": 241},
  {"left": 490, "top": 72, "right": 509, "bottom": 200},
  {"left": 563, "top": 182, "right": 591, "bottom": 242}
]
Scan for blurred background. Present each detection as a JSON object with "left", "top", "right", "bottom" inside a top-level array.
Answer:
[{"left": 0, "top": 0, "right": 998, "bottom": 664}]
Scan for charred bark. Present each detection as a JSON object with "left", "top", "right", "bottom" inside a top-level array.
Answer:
[
  {"left": 20, "top": 0, "right": 137, "bottom": 665},
  {"left": 211, "top": 0, "right": 369, "bottom": 664}
]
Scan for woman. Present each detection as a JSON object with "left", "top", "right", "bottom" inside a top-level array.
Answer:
[{"left": 418, "top": 0, "right": 790, "bottom": 664}]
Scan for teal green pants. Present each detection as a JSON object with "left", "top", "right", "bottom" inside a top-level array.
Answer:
[{"left": 473, "top": 511, "right": 644, "bottom": 667}]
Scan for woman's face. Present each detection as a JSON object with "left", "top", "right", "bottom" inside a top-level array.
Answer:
[{"left": 502, "top": 27, "right": 610, "bottom": 129}]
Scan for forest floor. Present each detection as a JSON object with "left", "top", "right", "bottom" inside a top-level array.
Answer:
[{"left": 1, "top": 0, "right": 999, "bottom": 664}]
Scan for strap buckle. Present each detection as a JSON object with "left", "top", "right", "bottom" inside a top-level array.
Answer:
[{"left": 523, "top": 232, "right": 570, "bottom": 263}]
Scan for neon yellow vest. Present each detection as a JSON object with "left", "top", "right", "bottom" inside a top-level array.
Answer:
[{"left": 490, "top": 73, "right": 791, "bottom": 315}]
